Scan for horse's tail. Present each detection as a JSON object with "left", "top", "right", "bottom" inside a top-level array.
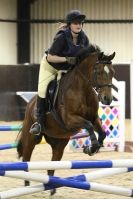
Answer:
[
  {"left": 16, "top": 125, "right": 23, "bottom": 159},
  {"left": 15, "top": 96, "right": 36, "bottom": 159}
]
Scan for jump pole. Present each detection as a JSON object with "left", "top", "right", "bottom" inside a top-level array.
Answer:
[
  {"left": 0, "top": 125, "right": 88, "bottom": 140},
  {"left": 0, "top": 139, "right": 46, "bottom": 150},
  {"left": 0, "top": 174, "right": 133, "bottom": 199},
  {"left": 0, "top": 132, "right": 88, "bottom": 150},
  {"left": 0, "top": 125, "right": 22, "bottom": 131},
  {"left": 0, "top": 143, "right": 18, "bottom": 150},
  {"left": 1, "top": 159, "right": 133, "bottom": 170},
  {"left": 0, "top": 167, "right": 133, "bottom": 183}
]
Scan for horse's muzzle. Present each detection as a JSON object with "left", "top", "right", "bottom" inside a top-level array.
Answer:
[{"left": 99, "top": 94, "right": 113, "bottom": 105}]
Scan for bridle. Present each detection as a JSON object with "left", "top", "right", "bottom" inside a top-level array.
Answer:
[
  {"left": 77, "top": 60, "right": 113, "bottom": 91},
  {"left": 93, "top": 61, "right": 113, "bottom": 90}
]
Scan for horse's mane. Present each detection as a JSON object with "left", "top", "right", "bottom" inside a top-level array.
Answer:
[{"left": 77, "top": 44, "right": 102, "bottom": 63}]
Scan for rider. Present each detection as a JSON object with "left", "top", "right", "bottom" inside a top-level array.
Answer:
[{"left": 30, "top": 10, "right": 90, "bottom": 135}]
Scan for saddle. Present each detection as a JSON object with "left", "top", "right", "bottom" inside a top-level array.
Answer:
[{"left": 46, "top": 70, "right": 67, "bottom": 112}]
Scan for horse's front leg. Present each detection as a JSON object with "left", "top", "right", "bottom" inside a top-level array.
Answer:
[
  {"left": 94, "top": 117, "right": 106, "bottom": 147},
  {"left": 82, "top": 120, "right": 100, "bottom": 156},
  {"left": 65, "top": 116, "right": 100, "bottom": 156}
]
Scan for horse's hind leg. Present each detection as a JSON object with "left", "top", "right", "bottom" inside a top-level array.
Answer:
[
  {"left": 45, "top": 136, "right": 69, "bottom": 195},
  {"left": 94, "top": 117, "right": 106, "bottom": 147},
  {"left": 48, "top": 138, "right": 69, "bottom": 174}
]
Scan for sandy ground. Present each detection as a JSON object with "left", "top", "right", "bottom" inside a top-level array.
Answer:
[{"left": 0, "top": 120, "right": 133, "bottom": 199}]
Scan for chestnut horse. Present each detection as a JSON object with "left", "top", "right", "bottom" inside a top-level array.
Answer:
[{"left": 16, "top": 45, "right": 115, "bottom": 188}]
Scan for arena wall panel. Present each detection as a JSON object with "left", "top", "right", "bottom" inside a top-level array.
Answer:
[{"left": 0, "top": 64, "right": 130, "bottom": 120}]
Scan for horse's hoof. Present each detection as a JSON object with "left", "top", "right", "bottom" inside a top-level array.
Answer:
[
  {"left": 50, "top": 188, "right": 56, "bottom": 196},
  {"left": 83, "top": 146, "right": 94, "bottom": 156},
  {"left": 98, "top": 133, "right": 106, "bottom": 146},
  {"left": 83, "top": 146, "right": 89, "bottom": 154},
  {"left": 25, "top": 180, "right": 30, "bottom": 186},
  {"left": 83, "top": 145, "right": 100, "bottom": 156}
]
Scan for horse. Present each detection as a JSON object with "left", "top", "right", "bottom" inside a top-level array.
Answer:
[{"left": 16, "top": 45, "right": 115, "bottom": 191}]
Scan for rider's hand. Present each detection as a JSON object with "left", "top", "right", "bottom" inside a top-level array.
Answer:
[{"left": 66, "top": 57, "right": 77, "bottom": 65}]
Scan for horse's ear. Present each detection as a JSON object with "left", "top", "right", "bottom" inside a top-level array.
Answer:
[
  {"left": 98, "top": 52, "right": 104, "bottom": 60},
  {"left": 109, "top": 52, "right": 116, "bottom": 60}
]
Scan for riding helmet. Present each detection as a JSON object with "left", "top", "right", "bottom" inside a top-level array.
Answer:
[{"left": 66, "top": 10, "right": 86, "bottom": 23}]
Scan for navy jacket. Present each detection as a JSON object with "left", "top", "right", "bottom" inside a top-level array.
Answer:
[{"left": 47, "top": 28, "right": 89, "bottom": 70}]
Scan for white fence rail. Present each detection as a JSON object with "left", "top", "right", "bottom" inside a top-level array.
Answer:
[{"left": 130, "top": 62, "right": 133, "bottom": 141}]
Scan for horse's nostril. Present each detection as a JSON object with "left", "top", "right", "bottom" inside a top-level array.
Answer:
[
  {"left": 103, "top": 96, "right": 112, "bottom": 105},
  {"left": 103, "top": 96, "right": 107, "bottom": 102},
  {"left": 103, "top": 96, "right": 107, "bottom": 101}
]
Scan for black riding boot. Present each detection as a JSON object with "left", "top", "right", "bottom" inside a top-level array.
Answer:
[{"left": 29, "top": 96, "right": 47, "bottom": 135}]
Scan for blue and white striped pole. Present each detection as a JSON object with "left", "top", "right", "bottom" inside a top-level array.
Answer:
[
  {"left": 0, "top": 143, "right": 18, "bottom": 150},
  {"left": 0, "top": 173, "right": 133, "bottom": 199},
  {"left": 0, "top": 167, "right": 133, "bottom": 183},
  {"left": 0, "top": 125, "right": 22, "bottom": 131},
  {"left": 1, "top": 159, "right": 133, "bottom": 170}
]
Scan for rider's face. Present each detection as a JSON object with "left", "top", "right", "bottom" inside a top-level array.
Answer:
[{"left": 70, "top": 22, "right": 83, "bottom": 34}]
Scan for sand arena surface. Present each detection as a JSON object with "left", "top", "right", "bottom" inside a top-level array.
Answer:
[{"left": 0, "top": 120, "right": 133, "bottom": 199}]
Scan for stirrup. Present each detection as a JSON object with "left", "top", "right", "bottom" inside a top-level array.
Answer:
[{"left": 29, "top": 122, "right": 41, "bottom": 136}]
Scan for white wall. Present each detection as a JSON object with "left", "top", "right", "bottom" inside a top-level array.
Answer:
[
  {"left": 30, "top": 0, "right": 133, "bottom": 64},
  {"left": 0, "top": 0, "right": 17, "bottom": 64},
  {"left": 0, "top": 0, "right": 133, "bottom": 64}
]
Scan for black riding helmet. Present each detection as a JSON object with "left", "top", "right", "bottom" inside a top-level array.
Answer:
[{"left": 66, "top": 10, "right": 86, "bottom": 24}]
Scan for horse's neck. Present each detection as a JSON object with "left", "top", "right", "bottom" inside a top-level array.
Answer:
[
  {"left": 76, "top": 53, "right": 98, "bottom": 84},
  {"left": 60, "top": 53, "right": 98, "bottom": 92},
  {"left": 73, "top": 62, "right": 91, "bottom": 87}
]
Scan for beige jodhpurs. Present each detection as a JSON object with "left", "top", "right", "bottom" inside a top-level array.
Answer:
[{"left": 38, "top": 56, "right": 58, "bottom": 98}]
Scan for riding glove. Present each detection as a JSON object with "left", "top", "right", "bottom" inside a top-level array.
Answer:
[{"left": 66, "top": 57, "right": 77, "bottom": 65}]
